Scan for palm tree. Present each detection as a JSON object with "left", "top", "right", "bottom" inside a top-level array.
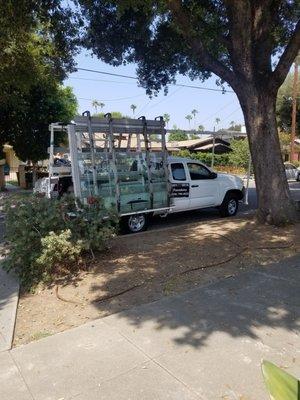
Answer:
[
  {"left": 214, "top": 117, "right": 220, "bottom": 131},
  {"left": 163, "top": 113, "right": 170, "bottom": 127},
  {"left": 191, "top": 109, "right": 198, "bottom": 129},
  {"left": 92, "top": 100, "right": 105, "bottom": 114},
  {"left": 185, "top": 114, "right": 192, "bottom": 128},
  {"left": 198, "top": 125, "right": 205, "bottom": 132},
  {"left": 92, "top": 100, "right": 100, "bottom": 114},
  {"left": 130, "top": 104, "right": 137, "bottom": 116}
]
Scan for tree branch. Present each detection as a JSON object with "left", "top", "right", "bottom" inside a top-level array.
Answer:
[
  {"left": 167, "top": 0, "right": 238, "bottom": 91},
  {"left": 271, "top": 19, "right": 300, "bottom": 90}
]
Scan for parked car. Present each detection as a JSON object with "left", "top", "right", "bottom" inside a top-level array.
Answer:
[{"left": 284, "top": 162, "right": 300, "bottom": 181}]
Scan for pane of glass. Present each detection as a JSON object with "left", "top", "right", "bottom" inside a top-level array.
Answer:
[
  {"left": 171, "top": 163, "right": 186, "bottom": 181},
  {"left": 188, "top": 163, "right": 211, "bottom": 180}
]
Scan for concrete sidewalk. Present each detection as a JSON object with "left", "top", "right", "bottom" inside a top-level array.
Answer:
[
  {"left": 1, "top": 257, "right": 299, "bottom": 400},
  {"left": 0, "top": 267, "right": 19, "bottom": 352},
  {"left": 0, "top": 213, "right": 19, "bottom": 352}
]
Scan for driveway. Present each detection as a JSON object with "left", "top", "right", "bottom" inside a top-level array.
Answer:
[{"left": 1, "top": 256, "right": 299, "bottom": 400}]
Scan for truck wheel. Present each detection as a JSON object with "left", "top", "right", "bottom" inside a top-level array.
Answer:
[
  {"left": 123, "top": 214, "right": 149, "bottom": 233},
  {"left": 219, "top": 194, "right": 239, "bottom": 217}
]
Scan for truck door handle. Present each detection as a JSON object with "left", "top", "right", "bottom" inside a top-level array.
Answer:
[{"left": 191, "top": 184, "right": 199, "bottom": 188}]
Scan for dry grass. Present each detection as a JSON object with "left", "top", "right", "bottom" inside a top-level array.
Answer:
[{"left": 14, "top": 215, "right": 300, "bottom": 346}]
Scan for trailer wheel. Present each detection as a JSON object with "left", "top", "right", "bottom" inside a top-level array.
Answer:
[{"left": 124, "top": 214, "right": 149, "bottom": 233}]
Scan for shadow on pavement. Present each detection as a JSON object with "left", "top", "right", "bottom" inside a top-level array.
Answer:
[{"left": 90, "top": 218, "right": 299, "bottom": 350}]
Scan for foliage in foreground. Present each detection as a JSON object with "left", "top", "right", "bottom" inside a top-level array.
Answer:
[
  {"left": 262, "top": 360, "right": 299, "bottom": 400},
  {"left": 3, "top": 195, "right": 118, "bottom": 290}
]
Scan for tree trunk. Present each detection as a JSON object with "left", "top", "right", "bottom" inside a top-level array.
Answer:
[{"left": 238, "top": 88, "right": 296, "bottom": 225}]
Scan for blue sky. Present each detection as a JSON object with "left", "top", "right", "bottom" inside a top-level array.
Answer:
[{"left": 64, "top": 50, "right": 245, "bottom": 132}]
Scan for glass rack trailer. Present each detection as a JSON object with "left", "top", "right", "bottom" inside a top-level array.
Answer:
[{"left": 48, "top": 113, "right": 171, "bottom": 232}]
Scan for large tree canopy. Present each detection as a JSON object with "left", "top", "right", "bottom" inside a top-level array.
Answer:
[
  {"left": 0, "top": 1, "right": 80, "bottom": 107},
  {"left": 0, "top": 1, "right": 80, "bottom": 162},
  {"left": 79, "top": 0, "right": 300, "bottom": 224},
  {"left": 0, "top": 83, "right": 77, "bottom": 163}
]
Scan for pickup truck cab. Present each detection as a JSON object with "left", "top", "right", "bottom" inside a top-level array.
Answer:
[{"left": 125, "top": 157, "right": 244, "bottom": 233}]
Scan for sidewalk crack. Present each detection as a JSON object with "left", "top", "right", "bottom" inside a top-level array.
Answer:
[{"left": 9, "top": 351, "right": 36, "bottom": 400}]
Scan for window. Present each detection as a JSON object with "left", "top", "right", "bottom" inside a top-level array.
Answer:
[
  {"left": 188, "top": 163, "right": 211, "bottom": 180},
  {"left": 171, "top": 163, "right": 186, "bottom": 181}
]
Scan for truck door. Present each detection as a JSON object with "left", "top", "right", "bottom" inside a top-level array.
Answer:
[
  {"left": 169, "top": 162, "right": 190, "bottom": 212},
  {"left": 187, "top": 162, "right": 219, "bottom": 208}
]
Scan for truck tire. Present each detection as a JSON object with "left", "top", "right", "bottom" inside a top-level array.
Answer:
[
  {"left": 122, "top": 213, "right": 149, "bottom": 234},
  {"left": 219, "top": 193, "right": 239, "bottom": 217}
]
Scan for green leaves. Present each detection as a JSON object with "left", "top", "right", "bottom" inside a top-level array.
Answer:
[
  {"left": 262, "top": 360, "right": 300, "bottom": 400},
  {"left": 0, "top": 83, "right": 77, "bottom": 163},
  {"left": 0, "top": 1, "right": 80, "bottom": 161},
  {"left": 3, "top": 195, "right": 118, "bottom": 290}
]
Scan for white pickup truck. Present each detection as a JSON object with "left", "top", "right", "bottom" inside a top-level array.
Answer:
[
  {"left": 125, "top": 156, "right": 244, "bottom": 233},
  {"left": 44, "top": 118, "right": 244, "bottom": 234}
]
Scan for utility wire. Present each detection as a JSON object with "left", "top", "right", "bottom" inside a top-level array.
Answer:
[
  {"left": 69, "top": 76, "right": 137, "bottom": 85},
  {"left": 221, "top": 107, "right": 242, "bottom": 123},
  {"left": 142, "top": 88, "right": 183, "bottom": 113},
  {"left": 76, "top": 67, "right": 235, "bottom": 93},
  {"left": 78, "top": 94, "right": 144, "bottom": 102},
  {"left": 199, "top": 100, "right": 237, "bottom": 125}
]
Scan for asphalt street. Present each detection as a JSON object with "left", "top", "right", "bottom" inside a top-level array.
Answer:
[{"left": 149, "top": 179, "right": 300, "bottom": 231}]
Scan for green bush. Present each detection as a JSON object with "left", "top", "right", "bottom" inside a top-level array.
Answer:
[
  {"left": 3, "top": 195, "right": 118, "bottom": 290},
  {"left": 175, "top": 150, "right": 230, "bottom": 166},
  {"left": 36, "top": 230, "right": 83, "bottom": 283},
  {"left": 176, "top": 139, "right": 251, "bottom": 170}
]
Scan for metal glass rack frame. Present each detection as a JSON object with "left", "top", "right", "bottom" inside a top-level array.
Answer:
[{"left": 49, "top": 113, "right": 171, "bottom": 216}]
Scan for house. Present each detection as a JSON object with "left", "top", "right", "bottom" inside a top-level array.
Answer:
[
  {"left": 166, "top": 136, "right": 232, "bottom": 154},
  {"left": 282, "top": 138, "right": 300, "bottom": 162},
  {"left": 81, "top": 132, "right": 233, "bottom": 154},
  {"left": 2, "top": 145, "right": 24, "bottom": 181}
]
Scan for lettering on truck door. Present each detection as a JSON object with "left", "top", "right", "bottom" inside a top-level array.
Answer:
[{"left": 187, "top": 163, "right": 219, "bottom": 208}]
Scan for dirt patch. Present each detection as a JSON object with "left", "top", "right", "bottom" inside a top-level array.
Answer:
[{"left": 14, "top": 215, "right": 300, "bottom": 346}]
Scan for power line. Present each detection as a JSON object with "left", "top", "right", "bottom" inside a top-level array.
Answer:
[
  {"left": 221, "top": 107, "right": 242, "bottom": 123},
  {"left": 138, "top": 99, "right": 152, "bottom": 114},
  {"left": 77, "top": 67, "right": 137, "bottom": 80},
  {"left": 142, "top": 88, "right": 183, "bottom": 113},
  {"left": 69, "top": 76, "right": 137, "bottom": 85},
  {"left": 78, "top": 94, "right": 144, "bottom": 102},
  {"left": 199, "top": 100, "right": 236, "bottom": 124},
  {"left": 76, "top": 67, "right": 235, "bottom": 94}
]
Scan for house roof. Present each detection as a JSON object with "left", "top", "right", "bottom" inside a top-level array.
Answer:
[
  {"left": 166, "top": 136, "right": 231, "bottom": 153},
  {"left": 80, "top": 133, "right": 233, "bottom": 153}
]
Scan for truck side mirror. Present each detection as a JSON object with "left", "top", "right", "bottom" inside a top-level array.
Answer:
[{"left": 210, "top": 172, "right": 217, "bottom": 179}]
